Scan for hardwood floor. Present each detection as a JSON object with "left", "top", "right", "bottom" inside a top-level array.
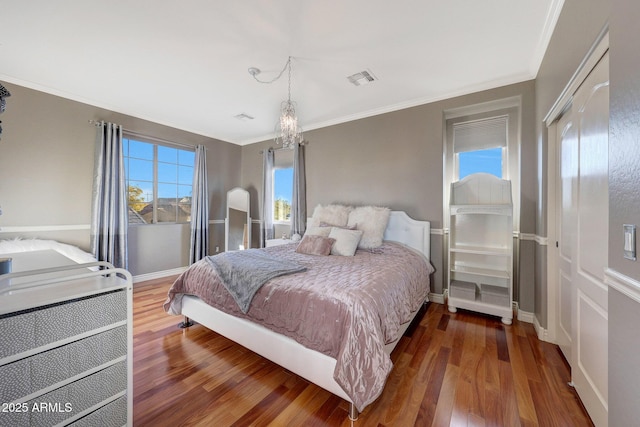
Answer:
[{"left": 133, "top": 277, "right": 593, "bottom": 426}]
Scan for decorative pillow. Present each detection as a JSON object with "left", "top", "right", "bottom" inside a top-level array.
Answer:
[
  {"left": 347, "top": 206, "right": 391, "bottom": 249},
  {"left": 328, "top": 227, "right": 363, "bottom": 256},
  {"left": 319, "top": 221, "right": 357, "bottom": 230},
  {"left": 308, "top": 204, "right": 352, "bottom": 228},
  {"left": 304, "top": 226, "right": 332, "bottom": 238},
  {"left": 295, "top": 235, "right": 336, "bottom": 256}
]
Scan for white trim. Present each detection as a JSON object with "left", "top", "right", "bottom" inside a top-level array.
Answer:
[
  {"left": 530, "top": 0, "right": 565, "bottom": 77},
  {"left": 428, "top": 292, "right": 445, "bottom": 305},
  {"left": 430, "top": 228, "right": 444, "bottom": 236},
  {"left": 209, "top": 219, "right": 225, "bottom": 225},
  {"left": 520, "top": 233, "right": 549, "bottom": 245},
  {"left": 516, "top": 305, "right": 535, "bottom": 324},
  {"left": 133, "top": 267, "right": 187, "bottom": 283},
  {"left": 533, "top": 315, "right": 550, "bottom": 342},
  {"left": 544, "top": 26, "right": 609, "bottom": 126},
  {"left": 0, "top": 224, "right": 90, "bottom": 233},
  {"left": 605, "top": 268, "right": 640, "bottom": 305}
]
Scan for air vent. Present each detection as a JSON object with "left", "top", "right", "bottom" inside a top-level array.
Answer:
[
  {"left": 347, "top": 70, "right": 377, "bottom": 86},
  {"left": 234, "top": 113, "right": 255, "bottom": 121}
]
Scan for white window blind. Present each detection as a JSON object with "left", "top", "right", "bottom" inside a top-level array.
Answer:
[{"left": 453, "top": 115, "right": 508, "bottom": 153}]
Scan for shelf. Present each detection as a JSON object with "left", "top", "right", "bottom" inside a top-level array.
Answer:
[
  {"left": 451, "top": 204, "right": 512, "bottom": 216},
  {"left": 449, "top": 245, "right": 511, "bottom": 256},
  {"left": 448, "top": 295, "right": 513, "bottom": 324},
  {"left": 450, "top": 265, "right": 510, "bottom": 279},
  {"left": 448, "top": 174, "right": 513, "bottom": 323}
]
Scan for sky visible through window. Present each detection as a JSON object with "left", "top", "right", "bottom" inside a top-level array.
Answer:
[
  {"left": 124, "top": 138, "right": 194, "bottom": 201},
  {"left": 459, "top": 147, "right": 503, "bottom": 179},
  {"left": 274, "top": 167, "right": 293, "bottom": 203}
]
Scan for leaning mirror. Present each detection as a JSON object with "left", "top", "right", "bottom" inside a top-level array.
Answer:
[{"left": 225, "top": 187, "right": 251, "bottom": 251}]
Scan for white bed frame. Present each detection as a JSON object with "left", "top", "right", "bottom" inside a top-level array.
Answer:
[{"left": 180, "top": 211, "right": 431, "bottom": 420}]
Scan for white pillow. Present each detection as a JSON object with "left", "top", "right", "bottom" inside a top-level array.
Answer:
[
  {"left": 305, "top": 226, "right": 332, "bottom": 238},
  {"left": 328, "top": 227, "right": 363, "bottom": 256},
  {"left": 308, "top": 204, "right": 352, "bottom": 228},
  {"left": 347, "top": 206, "right": 391, "bottom": 249}
]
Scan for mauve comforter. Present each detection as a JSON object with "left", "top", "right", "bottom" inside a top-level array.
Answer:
[{"left": 163, "top": 241, "right": 434, "bottom": 411}]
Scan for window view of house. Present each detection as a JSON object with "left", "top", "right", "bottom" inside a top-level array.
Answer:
[{"left": 124, "top": 137, "right": 195, "bottom": 224}]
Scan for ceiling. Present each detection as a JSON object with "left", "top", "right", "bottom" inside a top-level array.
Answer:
[{"left": 0, "top": 1, "right": 563, "bottom": 145}]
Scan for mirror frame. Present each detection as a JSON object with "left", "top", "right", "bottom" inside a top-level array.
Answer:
[{"left": 225, "top": 187, "right": 251, "bottom": 251}]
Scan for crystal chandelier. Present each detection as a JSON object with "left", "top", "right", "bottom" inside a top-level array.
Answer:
[{"left": 249, "top": 56, "right": 303, "bottom": 149}]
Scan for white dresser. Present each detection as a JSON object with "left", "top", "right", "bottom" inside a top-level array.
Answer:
[{"left": 0, "top": 250, "right": 133, "bottom": 426}]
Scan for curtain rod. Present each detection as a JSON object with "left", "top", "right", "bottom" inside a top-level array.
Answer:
[
  {"left": 88, "top": 120, "right": 197, "bottom": 150},
  {"left": 259, "top": 141, "right": 309, "bottom": 154}
]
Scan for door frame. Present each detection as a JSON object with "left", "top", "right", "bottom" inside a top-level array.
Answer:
[{"left": 545, "top": 27, "right": 609, "bottom": 345}]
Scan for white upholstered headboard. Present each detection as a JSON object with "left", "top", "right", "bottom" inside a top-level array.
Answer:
[
  {"left": 305, "top": 210, "right": 431, "bottom": 260},
  {"left": 383, "top": 211, "right": 431, "bottom": 260}
]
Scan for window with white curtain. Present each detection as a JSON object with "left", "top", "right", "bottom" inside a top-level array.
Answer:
[{"left": 124, "top": 136, "right": 194, "bottom": 224}]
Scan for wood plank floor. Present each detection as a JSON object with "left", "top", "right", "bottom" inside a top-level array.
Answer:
[{"left": 133, "top": 277, "right": 593, "bottom": 426}]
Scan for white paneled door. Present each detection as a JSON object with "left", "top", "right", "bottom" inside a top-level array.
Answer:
[{"left": 555, "top": 51, "right": 609, "bottom": 427}]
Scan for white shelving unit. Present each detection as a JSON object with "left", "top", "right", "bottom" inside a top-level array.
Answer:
[{"left": 447, "top": 173, "right": 513, "bottom": 325}]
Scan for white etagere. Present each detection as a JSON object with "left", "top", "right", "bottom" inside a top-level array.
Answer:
[{"left": 447, "top": 173, "right": 514, "bottom": 325}]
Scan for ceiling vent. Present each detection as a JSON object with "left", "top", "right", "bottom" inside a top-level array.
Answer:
[
  {"left": 347, "top": 70, "right": 377, "bottom": 86},
  {"left": 234, "top": 113, "right": 255, "bottom": 121}
]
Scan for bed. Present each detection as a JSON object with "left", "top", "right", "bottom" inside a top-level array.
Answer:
[{"left": 164, "top": 209, "right": 433, "bottom": 419}]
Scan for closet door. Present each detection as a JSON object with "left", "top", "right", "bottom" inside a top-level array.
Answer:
[
  {"left": 555, "top": 51, "right": 609, "bottom": 427},
  {"left": 555, "top": 109, "right": 577, "bottom": 364}
]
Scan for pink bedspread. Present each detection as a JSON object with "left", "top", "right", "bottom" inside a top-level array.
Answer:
[{"left": 164, "top": 241, "right": 433, "bottom": 411}]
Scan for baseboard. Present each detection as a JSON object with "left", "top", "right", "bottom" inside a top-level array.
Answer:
[
  {"left": 428, "top": 292, "right": 445, "bottom": 304},
  {"left": 533, "top": 315, "right": 550, "bottom": 342},
  {"left": 133, "top": 266, "right": 187, "bottom": 284},
  {"left": 515, "top": 304, "right": 535, "bottom": 324}
]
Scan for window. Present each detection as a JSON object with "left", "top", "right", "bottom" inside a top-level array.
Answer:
[
  {"left": 444, "top": 100, "right": 521, "bottom": 230},
  {"left": 453, "top": 115, "right": 507, "bottom": 180},
  {"left": 273, "top": 167, "right": 293, "bottom": 222},
  {"left": 458, "top": 147, "right": 503, "bottom": 179},
  {"left": 124, "top": 137, "right": 195, "bottom": 224}
]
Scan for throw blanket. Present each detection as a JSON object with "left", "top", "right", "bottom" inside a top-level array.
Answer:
[{"left": 205, "top": 249, "right": 306, "bottom": 313}]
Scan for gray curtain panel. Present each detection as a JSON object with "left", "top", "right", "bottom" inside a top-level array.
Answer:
[
  {"left": 261, "top": 149, "right": 275, "bottom": 246},
  {"left": 189, "top": 145, "right": 209, "bottom": 264},
  {"left": 90, "top": 122, "right": 128, "bottom": 269},
  {"left": 291, "top": 142, "right": 306, "bottom": 236}
]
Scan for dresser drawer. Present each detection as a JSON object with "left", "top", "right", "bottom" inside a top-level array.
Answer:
[
  {"left": 28, "top": 360, "right": 127, "bottom": 427},
  {"left": 0, "top": 326, "right": 127, "bottom": 403},
  {"left": 68, "top": 396, "right": 127, "bottom": 427},
  {"left": 0, "top": 290, "right": 127, "bottom": 361}
]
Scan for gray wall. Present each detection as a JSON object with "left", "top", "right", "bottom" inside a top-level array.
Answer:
[
  {"left": 609, "top": 0, "right": 640, "bottom": 423},
  {"left": 533, "top": 0, "right": 610, "bottom": 326},
  {"left": 0, "top": 83, "right": 241, "bottom": 276},
  {"left": 241, "top": 80, "right": 536, "bottom": 299}
]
